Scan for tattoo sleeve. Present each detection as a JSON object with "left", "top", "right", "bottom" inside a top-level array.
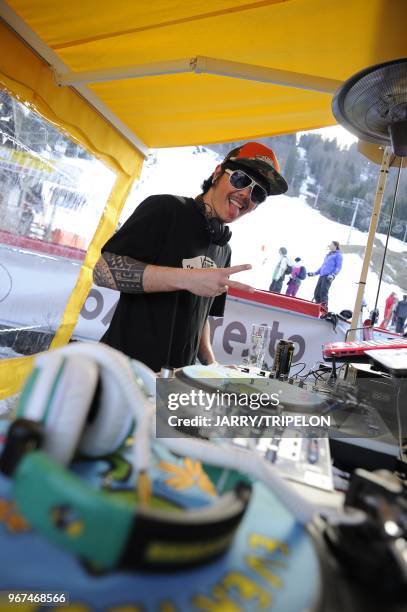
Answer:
[{"left": 94, "top": 252, "right": 146, "bottom": 293}]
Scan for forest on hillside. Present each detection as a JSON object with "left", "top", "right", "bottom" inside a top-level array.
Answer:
[
  {"left": 4, "top": 79, "right": 406, "bottom": 244},
  {"left": 207, "top": 134, "right": 407, "bottom": 241}
]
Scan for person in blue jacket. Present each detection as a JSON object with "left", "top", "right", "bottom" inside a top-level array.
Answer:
[{"left": 308, "top": 241, "right": 343, "bottom": 309}]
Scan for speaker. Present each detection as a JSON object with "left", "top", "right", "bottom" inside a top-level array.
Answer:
[{"left": 0, "top": 343, "right": 251, "bottom": 571}]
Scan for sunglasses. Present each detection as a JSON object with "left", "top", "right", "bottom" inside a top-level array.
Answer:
[{"left": 224, "top": 168, "right": 268, "bottom": 207}]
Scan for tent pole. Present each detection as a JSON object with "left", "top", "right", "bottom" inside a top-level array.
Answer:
[
  {"left": 373, "top": 157, "right": 403, "bottom": 315},
  {"left": 348, "top": 146, "right": 392, "bottom": 341}
]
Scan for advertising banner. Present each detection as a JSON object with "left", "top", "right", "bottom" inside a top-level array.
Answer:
[
  {"left": 208, "top": 293, "right": 346, "bottom": 371},
  {"left": 74, "top": 286, "right": 347, "bottom": 372},
  {"left": 0, "top": 246, "right": 352, "bottom": 372}
]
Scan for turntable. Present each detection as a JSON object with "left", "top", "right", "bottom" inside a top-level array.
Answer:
[{"left": 175, "top": 364, "right": 330, "bottom": 411}]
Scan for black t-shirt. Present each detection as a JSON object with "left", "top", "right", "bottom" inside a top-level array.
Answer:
[{"left": 100, "top": 194, "right": 231, "bottom": 371}]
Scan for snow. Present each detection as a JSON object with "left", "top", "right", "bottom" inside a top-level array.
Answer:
[
  {"left": 124, "top": 147, "right": 221, "bottom": 210},
  {"left": 299, "top": 125, "right": 358, "bottom": 149},
  {"left": 227, "top": 195, "right": 404, "bottom": 316},
  {"left": 376, "top": 234, "right": 407, "bottom": 253},
  {"left": 124, "top": 146, "right": 406, "bottom": 319}
]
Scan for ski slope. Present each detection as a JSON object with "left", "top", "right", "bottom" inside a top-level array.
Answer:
[{"left": 124, "top": 147, "right": 406, "bottom": 319}]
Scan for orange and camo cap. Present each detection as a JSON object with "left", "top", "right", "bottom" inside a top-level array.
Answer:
[{"left": 223, "top": 142, "right": 288, "bottom": 196}]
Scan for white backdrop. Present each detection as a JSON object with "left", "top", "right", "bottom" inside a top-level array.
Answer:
[{"left": 0, "top": 246, "right": 80, "bottom": 331}]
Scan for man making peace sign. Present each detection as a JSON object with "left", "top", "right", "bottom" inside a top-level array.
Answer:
[{"left": 94, "top": 142, "right": 287, "bottom": 371}]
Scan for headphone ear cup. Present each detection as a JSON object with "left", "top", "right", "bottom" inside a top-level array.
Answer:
[
  {"left": 207, "top": 218, "right": 231, "bottom": 246},
  {"left": 17, "top": 353, "right": 99, "bottom": 465},
  {"left": 78, "top": 366, "right": 134, "bottom": 457},
  {"left": 216, "top": 224, "right": 232, "bottom": 247}
]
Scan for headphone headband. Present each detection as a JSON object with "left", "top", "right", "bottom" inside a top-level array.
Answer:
[
  {"left": 6, "top": 430, "right": 250, "bottom": 571},
  {"left": 0, "top": 342, "right": 317, "bottom": 573},
  {"left": 0, "top": 343, "right": 251, "bottom": 572}
]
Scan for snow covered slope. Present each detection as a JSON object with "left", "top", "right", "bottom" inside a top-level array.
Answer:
[{"left": 124, "top": 147, "right": 406, "bottom": 319}]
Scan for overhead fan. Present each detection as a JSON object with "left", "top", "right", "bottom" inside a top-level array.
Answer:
[
  {"left": 333, "top": 58, "right": 407, "bottom": 156},
  {"left": 331, "top": 58, "right": 407, "bottom": 338}
]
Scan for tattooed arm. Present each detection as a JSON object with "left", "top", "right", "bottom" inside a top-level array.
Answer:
[
  {"left": 93, "top": 251, "right": 254, "bottom": 296},
  {"left": 93, "top": 251, "right": 185, "bottom": 294},
  {"left": 93, "top": 252, "right": 146, "bottom": 293}
]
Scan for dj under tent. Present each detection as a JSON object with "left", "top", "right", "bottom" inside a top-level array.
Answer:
[{"left": 0, "top": 2, "right": 407, "bottom": 609}]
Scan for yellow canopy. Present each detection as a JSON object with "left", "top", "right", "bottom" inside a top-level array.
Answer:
[{"left": 2, "top": 0, "right": 406, "bottom": 149}]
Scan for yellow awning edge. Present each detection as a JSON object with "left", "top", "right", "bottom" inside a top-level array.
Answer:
[
  {"left": 0, "top": 356, "right": 34, "bottom": 401},
  {"left": 0, "top": 19, "right": 144, "bottom": 398},
  {"left": 50, "top": 172, "right": 136, "bottom": 350},
  {"left": 0, "top": 19, "right": 143, "bottom": 177}
]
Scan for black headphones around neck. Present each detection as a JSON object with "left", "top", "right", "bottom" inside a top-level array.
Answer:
[{"left": 196, "top": 196, "right": 232, "bottom": 247}]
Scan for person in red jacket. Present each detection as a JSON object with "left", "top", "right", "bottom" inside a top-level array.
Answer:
[{"left": 379, "top": 292, "right": 397, "bottom": 329}]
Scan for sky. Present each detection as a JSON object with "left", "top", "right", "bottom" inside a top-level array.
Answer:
[
  {"left": 301, "top": 125, "right": 358, "bottom": 148},
  {"left": 125, "top": 142, "right": 403, "bottom": 321}
]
